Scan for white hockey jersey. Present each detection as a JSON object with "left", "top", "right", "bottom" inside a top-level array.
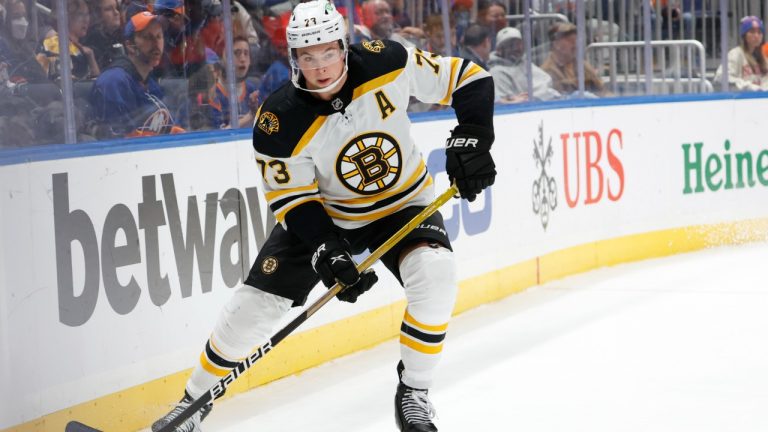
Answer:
[{"left": 253, "top": 39, "right": 491, "bottom": 230}]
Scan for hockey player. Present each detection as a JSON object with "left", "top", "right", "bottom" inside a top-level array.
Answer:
[{"left": 151, "top": 1, "right": 495, "bottom": 431}]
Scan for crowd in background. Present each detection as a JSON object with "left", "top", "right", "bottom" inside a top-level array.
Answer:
[{"left": 0, "top": 0, "right": 767, "bottom": 147}]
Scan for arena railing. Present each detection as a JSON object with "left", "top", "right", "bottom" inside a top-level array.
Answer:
[{"left": 586, "top": 39, "right": 709, "bottom": 95}]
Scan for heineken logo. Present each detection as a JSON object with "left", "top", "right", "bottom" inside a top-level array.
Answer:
[{"left": 682, "top": 140, "right": 768, "bottom": 194}]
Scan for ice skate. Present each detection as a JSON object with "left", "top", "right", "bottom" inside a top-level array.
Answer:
[
  {"left": 151, "top": 394, "right": 211, "bottom": 432},
  {"left": 394, "top": 382, "right": 438, "bottom": 432}
]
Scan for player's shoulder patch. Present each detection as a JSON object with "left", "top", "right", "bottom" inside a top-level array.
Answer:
[
  {"left": 253, "top": 84, "right": 319, "bottom": 158},
  {"left": 256, "top": 109, "right": 280, "bottom": 135},
  {"left": 349, "top": 39, "right": 408, "bottom": 80},
  {"left": 361, "top": 39, "right": 387, "bottom": 53}
]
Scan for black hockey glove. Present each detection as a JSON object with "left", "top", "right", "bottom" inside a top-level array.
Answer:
[
  {"left": 311, "top": 235, "right": 378, "bottom": 303},
  {"left": 445, "top": 124, "right": 496, "bottom": 202}
]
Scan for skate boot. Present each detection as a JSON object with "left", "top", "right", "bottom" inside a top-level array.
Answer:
[
  {"left": 395, "top": 362, "right": 438, "bottom": 432},
  {"left": 395, "top": 382, "right": 438, "bottom": 431},
  {"left": 151, "top": 394, "right": 212, "bottom": 432}
]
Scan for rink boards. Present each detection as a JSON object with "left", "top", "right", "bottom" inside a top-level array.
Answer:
[{"left": 2, "top": 94, "right": 768, "bottom": 431}]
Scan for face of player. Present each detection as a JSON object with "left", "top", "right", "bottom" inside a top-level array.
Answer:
[
  {"left": 133, "top": 21, "right": 165, "bottom": 68},
  {"left": 295, "top": 41, "right": 346, "bottom": 97},
  {"left": 232, "top": 40, "right": 250, "bottom": 80}
]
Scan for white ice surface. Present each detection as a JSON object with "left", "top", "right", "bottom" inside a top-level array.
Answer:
[{"left": 177, "top": 242, "right": 768, "bottom": 431}]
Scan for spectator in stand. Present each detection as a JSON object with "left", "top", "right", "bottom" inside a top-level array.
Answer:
[
  {"left": 230, "top": 0, "right": 259, "bottom": 46},
  {"left": 355, "top": 0, "right": 418, "bottom": 47},
  {"left": 540, "top": 22, "right": 607, "bottom": 97},
  {"left": 152, "top": 0, "right": 189, "bottom": 76},
  {"left": 649, "top": 0, "right": 693, "bottom": 40},
  {"left": 477, "top": 0, "right": 507, "bottom": 49},
  {"left": 257, "top": 12, "right": 290, "bottom": 104},
  {"left": 36, "top": 0, "right": 101, "bottom": 81},
  {"left": 197, "top": 0, "right": 225, "bottom": 55},
  {"left": 185, "top": 47, "right": 219, "bottom": 130},
  {"left": 489, "top": 26, "right": 560, "bottom": 103},
  {"left": 452, "top": 0, "right": 474, "bottom": 45},
  {"left": 385, "top": 0, "right": 411, "bottom": 28},
  {"left": 123, "top": 0, "right": 151, "bottom": 21},
  {"left": 423, "top": 14, "right": 457, "bottom": 56},
  {"left": 150, "top": 0, "right": 202, "bottom": 78},
  {"left": 0, "top": 0, "right": 47, "bottom": 83},
  {"left": 384, "top": 0, "right": 404, "bottom": 29},
  {"left": 89, "top": 11, "right": 182, "bottom": 137},
  {"left": 714, "top": 16, "right": 768, "bottom": 91},
  {"left": 210, "top": 36, "right": 258, "bottom": 128},
  {"left": 332, "top": 0, "right": 363, "bottom": 28},
  {"left": 459, "top": 23, "right": 491, "bottom": 70},
  {"left": 384, "top": 0, "right": 424, "bottom": 46},
  {"left": 0, "top": 0, "right": 46, "bottom": 148},
  {"left": 359, "top": 0, "right": 394, "bottom": 41},
  {"left": 151, "top": 0, "right": 225, "bottom": 78},
  {"left": 83, "top": 0, "right": 123, "bottom": 69}
]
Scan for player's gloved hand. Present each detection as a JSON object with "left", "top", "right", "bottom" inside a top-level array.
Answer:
[
  {"left": 445, "top": 124, "right": 496, "bottom": 202},
  {"left": 311, "top": 235, "right": 378, "bottom": 303}
]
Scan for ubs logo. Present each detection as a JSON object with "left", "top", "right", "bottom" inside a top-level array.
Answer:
[
  {"left": 336, "top": 132, "right": 401, "bottom": 195},
  {"left": 532, "top": 122, "right": 558, "bottom": 230}
]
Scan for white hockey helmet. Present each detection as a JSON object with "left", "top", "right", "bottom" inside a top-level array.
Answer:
[
  {"left": 286, "top": 0, "right": 349, "bottom": 92},
  {"left": 287, "top": 0, "right": 347, "bottom": 49}
]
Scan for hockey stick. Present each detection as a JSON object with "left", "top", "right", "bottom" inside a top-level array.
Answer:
[
  {"left": 68, "top": 184, "right": 458, "bottom": 432},
  {"left": 155, "top": 184, "right": 458, "bottom": 431}
]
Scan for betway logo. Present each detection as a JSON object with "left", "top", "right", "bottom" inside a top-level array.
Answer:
[
  {"left": 682, "top": 140, "right": 768, "bottom": 194},
  {"left": 53, "top": 173, "right": 275, "bottom": 327}
]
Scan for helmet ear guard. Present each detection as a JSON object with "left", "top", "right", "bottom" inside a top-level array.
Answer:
[{"left": 286, "top": 0, "right": 349, "bottom": 93}]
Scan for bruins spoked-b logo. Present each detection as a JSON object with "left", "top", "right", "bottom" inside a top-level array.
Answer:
[
  {"left": 261, "top": 256, "right": 278, "bottom": 274},
  {"left": 336, "top": 132, "right": 401, "bottom": 195}
]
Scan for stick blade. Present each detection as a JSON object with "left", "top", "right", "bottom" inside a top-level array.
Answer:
[{"left": 65, "top": 421, "right": 103, "bottom": 432}]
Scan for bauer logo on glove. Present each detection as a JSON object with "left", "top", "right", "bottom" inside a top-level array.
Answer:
[
  {"left": 445, "top": 124, "right": 497, "bottom": 202},
  {"left": 446, "top": 137, "right": 479, "bottom": 148}
]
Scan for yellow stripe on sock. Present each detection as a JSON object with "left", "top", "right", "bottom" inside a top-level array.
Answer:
[
  {"left": 399, "top": 334, "right": 444, "bottom": 354},
  {"left": 403, "top": 309, "right": 448, "bottom": 333},
  {"left": 199, "top": 352, "right": 229, "bottom": 377}
]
